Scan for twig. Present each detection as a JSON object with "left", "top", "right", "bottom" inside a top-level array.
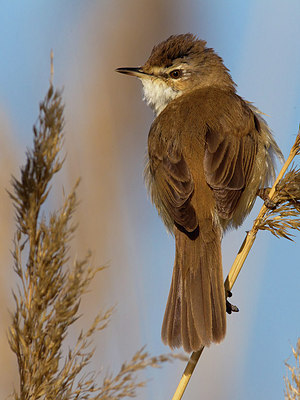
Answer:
[
  {"left": 172, "top": 128, "right": 300, "bottom": 400},
  {"left": 171, "top": 348, "right": 204, "bottom": 400}
]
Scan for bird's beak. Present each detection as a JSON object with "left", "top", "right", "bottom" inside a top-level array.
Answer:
[{"left": 115, "top": 67, "right": 148, "bottom": 79}]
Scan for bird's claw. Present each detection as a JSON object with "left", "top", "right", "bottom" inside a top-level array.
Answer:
[
  {"left": 226, "top": 291, "right": 239, "bottom": 314},
  {"left": 257, "top": 188, "right": 277, "bottom": 209}
]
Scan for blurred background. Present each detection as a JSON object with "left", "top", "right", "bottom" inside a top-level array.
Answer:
[{"left": 0, "top": 1, "right": 299, "bottom": 399}]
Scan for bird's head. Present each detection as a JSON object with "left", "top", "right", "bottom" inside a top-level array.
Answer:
[{"left": 116, "top": 34, "right": 235, "bottom": 116}]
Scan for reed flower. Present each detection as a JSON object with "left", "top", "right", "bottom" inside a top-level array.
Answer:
[{"left": 8, "top": 85, "right": 180, "bottom": 400}]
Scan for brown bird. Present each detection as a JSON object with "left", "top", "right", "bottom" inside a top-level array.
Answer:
[{"left": 116, "top": 34, "right": 283, "bottom": 353}]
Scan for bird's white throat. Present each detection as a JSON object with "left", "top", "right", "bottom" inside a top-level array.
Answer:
[{"left": 141, "top": 78, "right": 182, "bottom": 116}]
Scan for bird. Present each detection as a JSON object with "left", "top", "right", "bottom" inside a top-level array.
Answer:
[{"left": 116, "top": 33, "right": 283, "bottom": 353}]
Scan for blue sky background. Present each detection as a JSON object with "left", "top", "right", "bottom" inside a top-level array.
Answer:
[{"left": 0, "top": 1, "right": 299, "bottom": 399}]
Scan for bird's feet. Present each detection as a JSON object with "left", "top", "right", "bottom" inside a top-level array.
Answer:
[
  {"left": 226, "top": 291, "right": 239, "bottom": 314},
  {"left": 257, "top": 188, "right": 277, "bottom": 209}
]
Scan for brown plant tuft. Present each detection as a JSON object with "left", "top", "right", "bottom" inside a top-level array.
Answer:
[
  {"left": 257, "top": 166, "right": 300, "bottom": 240},
  {"left": 8, "top": 84, "right": 180, "bottom": 400},
  {"left": 285, "top": 339, "right": 300, "bottom": 400}
]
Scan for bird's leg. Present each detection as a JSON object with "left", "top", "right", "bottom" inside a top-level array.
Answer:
[
  {"left": 257, "top": 187, "right": 277, "bottom": 209},
  {"left": 226, "top": 291, "right": 239, "bottom": 314}
]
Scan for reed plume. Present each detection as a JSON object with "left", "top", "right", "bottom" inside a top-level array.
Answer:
[
  {"left": 8, "top": 84, "right": 179, "bottom": 400},
  {"left": 285, "top": 339, "right": 300, "bottom": 400}
]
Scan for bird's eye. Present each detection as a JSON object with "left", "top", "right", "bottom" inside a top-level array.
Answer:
[{"left": 169, "top": 69, "right": 182, "bottom": 79}]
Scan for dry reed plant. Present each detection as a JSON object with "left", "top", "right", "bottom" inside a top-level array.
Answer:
[
  {"left": 8, "top": 85, "right": 180, "bottom": 400},
  {"left": 285, "top": 339, "right": 300, "bottom": 400},
  {"left": 258, "top": 166, "right": 300, "bottom": 240}
]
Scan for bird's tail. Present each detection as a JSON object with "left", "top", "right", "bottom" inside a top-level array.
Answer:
[{"left": 161, "top": 221, "right": 226, "bottom": 353}]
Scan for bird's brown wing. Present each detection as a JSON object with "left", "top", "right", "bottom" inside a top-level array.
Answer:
[
  {"left": 150, "top": 142, "right": 198, "bottom": 232},
  {"left": 204, "top": 126, "right": 258, "bottom": 219}
]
